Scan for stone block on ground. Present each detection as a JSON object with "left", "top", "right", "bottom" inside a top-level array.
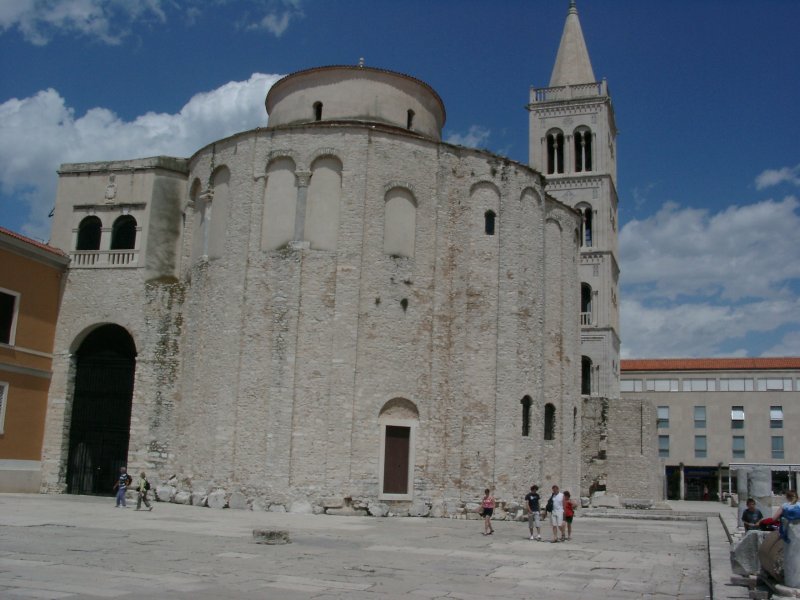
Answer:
[
  {"left": 268, "top": 504, "right": 286, "bottom": 513},
  {"left": 207, "top": 490, "right": 228, "bottom": 509},
  {"left": 408, "top": 501, "right": 430, "bottom": 517},
  {"left": 252, "top": 529, "right": 291, "bottom": 545},
  {"left": 191, "top": 492, "right": 207, "bottom": 507},
  {"left": 368, "top": 502, "right": 389, "bottom": 517},
  {"left": 228, "top": 492, "right": 248, "bottom": 510},
  {"left": 173, "top": 491, "right": 191, "bottom": 505},
  {"left": 321, "top": 497, "right": 344, "bottom": 509},
  {"left": 155, "top": 485, "right": 176, "bottom": 503},
  {"left": 326, "top": 506, "right": 367, "bottom": 516},
  {"left": 731, "top": 530, "right": 764, "bottom": 576},
  {"left": 591, "top": 492, "right": 621, "bottom": 508},
  {"left": 758, "top": 530, "right": 784, "bottom": 582},
  {"left": 288, "top": 500, "right": 313, "bottom": 514}
]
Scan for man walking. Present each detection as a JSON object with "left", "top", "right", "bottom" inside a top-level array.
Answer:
[
  {"left": 112, "top": 466, "right": 132, "bottom": 508},
  {"left": 548, "top": 484, "right": 566, "bottom": 542},
  {"left": 524, "top": 485, "right": 542, "bottom": 540}
]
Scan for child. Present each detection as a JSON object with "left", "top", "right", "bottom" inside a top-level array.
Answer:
[
  {"left": 481, "top": 488, "right": 495, "bottom": 535},
  {"left": 135, "top": 471, "right": 153, "bottom": 511},
  {"left": 112, "top": 466, "right": 132, "bottom": 508},
  {"left": 741, "top": 498, "right": 763, "bottom": 532},
  {"left": 563, "top": 490, "right": 577, "bottom": 540}
]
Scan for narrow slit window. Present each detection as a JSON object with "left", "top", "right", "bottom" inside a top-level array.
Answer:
[
  {"left": 544, "top": 403, "right": 556, "bottom": 440},
  {"left": 484, "top": 210, "right": 496, "bottom": 235},
  {"left": 313, "top": 101, "right": 323, "bottom": 121},
  {"left": 521, "top": 396, "right": 532, "bottom": 437},
  {"left": 406, "top": 109, "right": 415, "bottom": 130}
]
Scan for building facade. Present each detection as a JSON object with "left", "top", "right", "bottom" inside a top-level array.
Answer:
[
  {"left": 0, "top": 227, "right": 69, "bottom": 492},
  {"left": 621, "top": 358, "right": 800, "bottom": 501}
]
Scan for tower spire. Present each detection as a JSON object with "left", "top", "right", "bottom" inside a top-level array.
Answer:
[{"left": 549, "top": 1, "right": 596, "bottom": 87}]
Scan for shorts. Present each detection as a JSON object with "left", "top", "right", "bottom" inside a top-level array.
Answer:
[
  {"left": 565, "top": 516, "right": 573, "bottom": 524},
  {"left": 527, "top": 511, "right": 541, "bottom": 527},
  {"left": 482, "top": 508, "right": 493, "bottom": 517},
  {"left": 550, "top": 511, "right": 564, "bottom": 527}
]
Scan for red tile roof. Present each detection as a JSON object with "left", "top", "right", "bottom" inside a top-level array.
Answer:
[
  {"left": 621, "top": 358, "right": 800, "bottom": 372},
  {"left": 0, "top": 226, "right": 67, "bottom": 258}
]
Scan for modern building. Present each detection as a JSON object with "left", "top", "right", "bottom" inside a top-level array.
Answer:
[
  {"left": 0, "top": 226, "right": 69, "bottom": 492},
  {"left": 621, "top": 358, "right": 800, "bottom": 501}
]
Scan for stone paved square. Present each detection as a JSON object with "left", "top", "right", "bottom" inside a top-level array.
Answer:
[{"left": 0, "top": 494, "right": 713, "bottom": 599}]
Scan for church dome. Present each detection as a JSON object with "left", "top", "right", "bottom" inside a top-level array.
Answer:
[{"left": 265, "top": 64, "right": 446, "bottom": 140}]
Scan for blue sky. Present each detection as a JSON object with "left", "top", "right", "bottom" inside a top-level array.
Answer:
[{"left": 1, "top": 0, "right": 799, "bottom": 359}]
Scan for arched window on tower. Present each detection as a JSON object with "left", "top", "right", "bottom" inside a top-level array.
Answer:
[
  {"left": 76, "top": 216, "right": 102, "bottom": 250},
  {"left": 574, "top": 127, "right": 593, "bottom": 172},
  {"left": 484, "top": 210, "right": 496, "bottom": 235},
  {"left": 581, "top": 283, "right": 593, "bottom": 326},
  {"left": 546, "top": 130, "right": 564, "bottom": 174},
  {"left": 544, "top": 403, "right": 556, "bottom": 440},
  {"left": 110, "top": 215, "right": 137, "bottom": 250},
  {"left": 313, "top": 101, "right": 323, "bottom": 121},
  {"left": 581, "top": 356, "right": 593, "bottom": 396},
  {"left": 580, "top": 205, "right": 593, "bottom": 247},
  {"left": 521, "top": 396, "right": 532, "bottom": 437},
  {"left": 407, "top": 109, "right": 415, "bottom": 130}
]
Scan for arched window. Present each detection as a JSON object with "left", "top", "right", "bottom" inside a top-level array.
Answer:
[
  {"left": 546, "top": 130, "right": 564, "bottom": 175},
  {"left": 544, "top": 403, "right": 556, "bottom": 440},
  {"left": 384, "top": 187, "right": 417, "bottom": 258},
  {"left": 581, "top": 283, "right": 592, "bottom": 325},
  {"left": 406, "top": 109, "right": 415, "bottom": 130},
  {"left": 573, "top": 406, "right": 578, "bottom": 441},
  {"left": 313, "top": 101, "right": 323, "bottom": 121},
  {"left": 306, "top": 156, "right": 342, "bottom": 251},
  {"left": 484, "top": 210, "right": 496, "bottom": 235},
  {"left": 110, "top": 215, "right": 137, "bottom": 250},
  {"left": 76, "top": 216, "right": 102, "bottom": 250},
  {"left": 521, "top": 396, "right": 532, "bottom": 436},
  {"left": 581, "top": 356, "right": 593, "bottom": 395},
  {"left": 579, "top": 205, "right": 593, "bottom": 247},
  {"left": 574, "top": 127, "right": 593, "bottom": 172}
]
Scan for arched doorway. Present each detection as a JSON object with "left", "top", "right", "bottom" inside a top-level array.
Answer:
[{"left": 66, "top": 324, "right": 136, "bottom": 495}]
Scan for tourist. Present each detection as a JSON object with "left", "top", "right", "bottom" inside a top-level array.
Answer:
[
  {"left": 764, "top": 490, "right": 800, "bottom": 542},
  {"left": 548, "top": 484, "right": 565, "bottom": 542},
  {"left": 112, "top": 466, "right": 132, "bottom": 508},
  {"left": 524, "top": 485, "right": 542, "bottom": 540},
  {"left": 741, "top": 498, "right": 763, "bottom": 532},
  {"left": 563, "top": 490, "right": 577, "bottom": 540},
  {"left": 480, "top": 488, "right": 495, "bottom": 535},
  {"left": 135, "top": 471, "right": 153, "bottom": 511}
]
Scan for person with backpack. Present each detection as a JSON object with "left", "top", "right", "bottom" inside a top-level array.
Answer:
[
  {"left": 112, "top": 466, "right": 132, "bottom": 508},
  {"left": 135, "top": 471, "right": 153, "bottom": 511}
]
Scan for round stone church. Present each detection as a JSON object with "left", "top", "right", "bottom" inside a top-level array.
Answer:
[{"left": 43, "top": 63, "right": 581, "bottom": 513}]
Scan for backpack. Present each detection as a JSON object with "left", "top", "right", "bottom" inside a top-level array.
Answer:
[
  {"left": 144, "top": 479, "right": 151, "bottom": 491},
  {"left": 545, "top": 494, "right": 554, "bottom": 513},
  {"left": 125, "top": 474, "right": 133, "bottom": 486}
]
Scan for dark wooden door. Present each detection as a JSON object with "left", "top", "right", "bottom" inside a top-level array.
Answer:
[{"left": 383, "top": 426, "right": 410, "bottom": 494}]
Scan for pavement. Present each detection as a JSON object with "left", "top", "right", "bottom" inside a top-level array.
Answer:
[{"left": 0, "top": 494, "right": 744, "bottom": 599}]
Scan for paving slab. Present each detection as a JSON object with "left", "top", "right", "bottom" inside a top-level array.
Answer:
[{"left": 0, "top": 494, "right": 719, "bottom": 599}]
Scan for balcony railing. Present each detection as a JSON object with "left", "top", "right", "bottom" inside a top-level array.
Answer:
[
  {"left": 70, "top": 249, "right": 138, "bottom": 268},
  {"left": 531, "top": 80, "right": 608, "bottom": 104},
  {"left": 580, "top": 312, "right": 593, "bottom": 326}
]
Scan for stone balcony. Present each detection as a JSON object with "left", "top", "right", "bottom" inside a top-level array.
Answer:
[
  {"left": 530, "top": 80, "right": 608, "bottom": 104},
  {"left": 70, "top": 249, "right": 138, "bottom": 268}
]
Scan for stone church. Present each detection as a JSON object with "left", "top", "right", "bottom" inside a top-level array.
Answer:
[{"left": 40, "top": 2, "right": 660, "bottom": 513}]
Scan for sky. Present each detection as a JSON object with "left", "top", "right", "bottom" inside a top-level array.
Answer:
[{"left": 0, "top": 0, "right": 799, "bottom": 359}]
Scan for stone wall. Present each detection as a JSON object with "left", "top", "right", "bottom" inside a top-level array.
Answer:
[
  {"left": 43, "top": 121, "right": 584, "bottom": 511},
  {"left": 582, "top": 395, "right": 662, "bottom": 501}
]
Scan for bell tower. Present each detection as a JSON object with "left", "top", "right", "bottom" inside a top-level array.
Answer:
[{"left": 529, "top": 0, "right": 620, "bottom": 399}]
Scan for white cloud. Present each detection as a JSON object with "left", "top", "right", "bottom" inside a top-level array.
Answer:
[
  {"left": 755, "top": 164, "right": 800, "bottom": 190},
  {"left": 247, "top": 10, "right": 292, "bottom": 37},
  {"left": 0, "top": 0, "right": 167, "bottom": 45},
  {"left": 619, "top": 197, "right": 800, "bottom": 357},
  {"left": 620, "top": 197, "right": 800, "bottom": 300},
  {"left": 761, "top": 331, "right": 800, "bottom": 357},
  {"left": 445, "top": 125, "right": 491, "bottom": 149},
  {"left": 0, "top": 73, "right": 282, "bottom": 239}
]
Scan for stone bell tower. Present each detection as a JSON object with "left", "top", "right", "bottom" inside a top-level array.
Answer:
[{"left": 529, "top": 0, "right": 621, "bottom": 400}]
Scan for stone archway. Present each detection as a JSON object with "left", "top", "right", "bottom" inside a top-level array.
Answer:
[{"left": 66, "top": 324, "right": 136, "bottom": 495}]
